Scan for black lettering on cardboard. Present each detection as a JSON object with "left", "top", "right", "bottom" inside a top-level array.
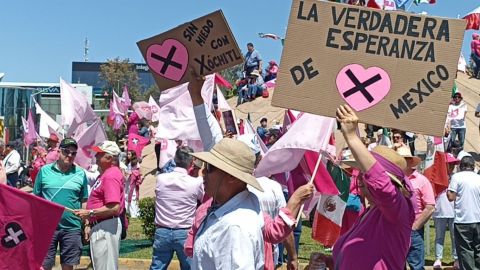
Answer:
[
  {"left": 303, "top": 58, "right": 319, "bottom": 79},
  {"left": 422, "top": 18, "right": 437, "bottom": 40},
  {"left": 394, "top": 15, "right": 408, "bottom": 35},
  {"left": 377, "top": 36, "right": 390, "bottom": 56},
  {"left": 437, "top": 20, "right": 450, "bottom": 42},
  {"left": 297, "top": 1, "right": 318, "bottom": 22},
  {"left": 424, "top": 42, "right": 435, "bottom": 62},
  {"left": 379, "top": 13, "right": 393, "bottom": 34},
  {"left": 345, "top": 8, "right": 359, "bottom": 28},
  {"left": 326, "top": 28, "right": 341, "bottom": 49},
  {"left": 366, "top": 34, "right": 379, "bottom": 54},
  {"left": 357, "top": 10, "right": 370, "bottom": 31},
  {"left": 331, "top": 6, "right": 347, "bottom": 26},
  {"left": 341, "top": 31, "right": 354, "bottom": 50},
  {"left": 369, "top": 11, "right": 382, "bottom": 31},
  {"left": 194, "top": 55, "right": 212, "bottom": 75},
  {"left": 388, "top": 39, "right": 399, "bottom": 58},
  {"left": 353, "top": 32, "right": 368, "bottom": 50},
  {"left": 409, "top": 81, "right": 430, "bottom": 103},
  {"left": 183, "top": 23, "right": 198, "bottom": 42},
  {"left": 437, "top": 65, "right": 449, "bottom": 80},
  {"left": 401, "top": 40, "right": 414, "bottom": 59},
  {"left": 402, "top": 93, "right": 417, "bottom": 110},
  {"left": 290, "top": 65, "right": 305, "bottom": 85},
  {"left": 427, "top": 70, "right": 441, "bottom": 88},
  {"left": 413, "top": 41, "right": 427, "bottom": 61},
  {"left": 421, "top": 78, "right": 434, "bottom": 93},
  {"left": 390, "top": 99, "right": 409, "bottom": 119},
  {"left": 406, "top": 16, "right": 421, "bottom": 38}
]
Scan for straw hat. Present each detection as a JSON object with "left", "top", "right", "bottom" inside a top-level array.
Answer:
[
  {"left": 395, "top": 146, "right": 421, "bottom": 167},
  {"left": 190, "top": 138, "right": 263, "bottom": 192},
  {"left": 340, "top": 149, "right": 358, "bottom": 168},
  {"left": 372, "top": 145, "right": 408, "bottom": 171}
]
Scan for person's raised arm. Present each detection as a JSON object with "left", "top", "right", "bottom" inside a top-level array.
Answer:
[
  {"left": 336, "top": 105, "right": 376, "bottom": 172},
  {"left": 187, "top": 69, "right": 222, "bottom": 151}
]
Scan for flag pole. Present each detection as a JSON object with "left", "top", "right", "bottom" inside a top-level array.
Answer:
[{"left": 295, "top": 151, "right": 323, "bottom": 225}]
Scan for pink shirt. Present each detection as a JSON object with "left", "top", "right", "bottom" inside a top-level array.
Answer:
[
  {"left": 471, "top": 40, "right": 480, "bottom": 56},
  {"left": 333, "top": 162, "right": 415, "bottom": 270},
  {"left": 409, "top": 171, "right": 435, "bottom": 220},
  {"left": 155, "top": 167, "right": 204, "bottom": 228},
  {"left": 185, "top": 197, "right": 294, "bottom": 270},
  {"left": 45, "top": 148, "right": 59, "bottom": 164},
  {"left": 127, "top": 112, "right": 139, "bottom": 135},
  {"left": 87, "top": 166, "right": 125, "bottom": 222}
]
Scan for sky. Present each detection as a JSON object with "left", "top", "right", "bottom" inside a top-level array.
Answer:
[{"left": 0, "top": 0, "right": 477, "bottom": 83}]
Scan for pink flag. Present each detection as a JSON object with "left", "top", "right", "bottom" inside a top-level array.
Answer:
[
  {"left": 122, "top": 85, "right": 132, "bottom": 111},
  {"left": 244, "top": 119, "right": 268, "bottom": 155},
  {"left": 60, "top": 78, "right": 97, "bottom": 136},
  {"left": 113, "top": 91, "right": 126, "bottom": 115},
  {"left": 0, "top": 184, "right": 64, "bottom": 270},
  {"left": 108, "top": 92, "right": 126, "bottom": 130},
  {"left": 24, "top": 110, "right": 37, "bottom": 146},
  {"left": 157, "top": 74, "right": 216, "bottom": 140},
  {"left": 73, "top": 120, "right": 107, "bottom": 169},
  {"left": 133, "top": 101, "right": 153, "bottom": 120},
  {"left": 34, "top": 100, "right": 62, "bottom": 138},
  {"left": 148, "top": 96, "right": 161, "bottom": 122},
  {"left": 127, "top": 133, "right": 150, "bottom": 158}
]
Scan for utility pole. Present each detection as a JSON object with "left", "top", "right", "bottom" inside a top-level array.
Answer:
[{"left": 83, "top": 37, "right": 89, "bottom": 62}]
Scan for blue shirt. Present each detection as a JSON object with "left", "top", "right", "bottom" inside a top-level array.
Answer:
[{"left": 245, "top": 50, "right": 262, "bottom": 68}]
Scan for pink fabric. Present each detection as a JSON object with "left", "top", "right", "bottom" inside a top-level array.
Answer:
[
  {"left": 409, "top": 171, "right": 436, "bottom": 220},
  {"left": 30, "top": 156, "right": 46, "bottom": 185},
  {"left": 122, "top": 85, "right": 132, "bottom": 112},
  {"left": 60, "top": 79, "right": 97, "bottom": 136},
  {"left": 214, "top": 73, "right": 232, "bottom": 89},
  {"left": 268, "top": 65, "right": 278, "bottom": 75},
  {"left": 0, "top": 161, "right": 6, "bottom": 184},
  {"left": 471, "top": 39, "right": 480, "bottom": 56},
  {"left": 332, "top": 162, "right": 415, "bottom": 270},
  {"left": 148, "top": 96, "right": 161, "bottom": 122},
  {"left": 133, "top": 101, "right": 153, "bottom": 120},
  {"left": 87, "top": 166, "right": 125, "bottom": 222},
  {"left": 127, "top": 112, "right": 140, "bottom": 135},
  {"left": 127, "top": 168, "right": 142, "bottom": 204},
  {"left": 73, "top": 120, "right": 107, "bottom": 169},
  {"left": 185, "top": 197, "right": 294, "bottom": 270},
  {"left": 24, "top": 110, "right": 37, "bottom": 146},
  {"left": 45, "top": 148, "right": 59, "bottom": 164},
  {"left": 127, "top": 133, "right": 150, "bottom": 158},
  {"left": 216, "top": 86, "right": 231, "bottom": 112}
]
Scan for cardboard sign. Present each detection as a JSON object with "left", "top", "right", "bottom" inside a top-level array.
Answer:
[
  {"left": 272, "top": 0, "right": 465, "bottom": 136},
  {"left": 137, "top": 10, "right": 243, "bottom": 91}
]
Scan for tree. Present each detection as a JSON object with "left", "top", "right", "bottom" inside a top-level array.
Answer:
[
  {"left": 142, "top": 84, "right": 161, "bottom": 102},
  {"left": 219, "top": 63, "right": 243, "bottom": 98},
  {"left": 99, "top": 58, "right": 143, "bottom": 109}
]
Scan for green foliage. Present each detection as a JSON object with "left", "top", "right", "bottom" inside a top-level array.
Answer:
[
  {"left": 142, "top": 84, "right": 160, "bottom": 102},
  {"left": 219, "top": 63, "right": 243, "bottom": 98},
  {"left": 99, "top": 57, "right": 143, "bottom": 108},
  {"left": 138, "top": 197, "right": 156, "bottom": 240}
]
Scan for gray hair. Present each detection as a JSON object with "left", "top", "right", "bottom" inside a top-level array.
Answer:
[
  {"left": 174, "top": 146, "right": 194, "bottom": 169},
  {"left": 459, "top": 156, "right": 475, "bottom": 172}
]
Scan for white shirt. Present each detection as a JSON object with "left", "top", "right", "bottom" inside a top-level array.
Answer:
[
  {"left": 192, "top": 190, "right": 264, "bottom": 270},
  {"left": 249, "top": 177, "right": 286, "bottom": 219},
  {"left": 3, "top": 149, "right": 20, "bottom": 175},
  {"left": 447, "top": 102, "right": 467, "bottom": 129},
  {"left": 448, "top": 171, "right": 480, "bottom": 223},
  {"left": 433, "top": 190, "right": 454, "bottom": 218}
]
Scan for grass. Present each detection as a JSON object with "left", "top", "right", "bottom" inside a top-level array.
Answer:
[{"left": 113, "top": 218, "right": 455, "bottom": 266}]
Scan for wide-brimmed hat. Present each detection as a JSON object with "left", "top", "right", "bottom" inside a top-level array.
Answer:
[
  {"left": 190, "top": 138, "right": 263, "bottom": 192},
  {"left": 250, "top": 70, "right": 261, "bottom": 77},
  {"left": 396, "top": 146, "right": 421, "bottom": 167},
  {"left": 371, "top": 145, "right": 408, "bottom": 188},
  {"left": 340, "top": 149, "right": 358, "bottom": 168}
]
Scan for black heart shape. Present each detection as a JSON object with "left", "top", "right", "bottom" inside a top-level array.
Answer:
[{"left": 1, "top": 222, "right": 27, "bottom": 248}]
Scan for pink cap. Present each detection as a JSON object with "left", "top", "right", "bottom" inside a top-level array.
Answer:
[{"left": 446, "top": 153, "right": 460, "bottom": 164}]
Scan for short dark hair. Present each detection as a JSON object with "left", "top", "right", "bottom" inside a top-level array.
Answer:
[
  {"left": 260, "top": 118, "right": 267, "bottom": 123},
  {"left": 459, "top": 156, "right": 475, "bottom": 171},
  {"left": 174, "top": 146, "right": 194, "bottom": 169},
  {"left": 247, "top": 42, "right": 254, "bottom": 47}
]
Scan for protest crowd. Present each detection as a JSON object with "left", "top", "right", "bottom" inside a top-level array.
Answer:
[{"left": 2, "top": 0, "right": 480, "bottom": 270}]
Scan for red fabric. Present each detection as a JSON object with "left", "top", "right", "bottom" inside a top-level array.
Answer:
[
  {"left": 127, "top": 133, "right": 150, "bottom": 158},
  {"left": 367, "top": 0, "right": 382, "bottom": 9},
  {"left": 29, "top": 157, "right": 46, "bottom": 185},
  {"left": 0, "top": 184, "right": 64, "bottom": 270},
  {"left": 465, "top": 12, "right": 480, "bottom": 30},
  {"left": 423, "top": 151, "right": 449, "bottom": 196},
  {"left": 214, "top": 73, "right": 232, "bottom": 89}
]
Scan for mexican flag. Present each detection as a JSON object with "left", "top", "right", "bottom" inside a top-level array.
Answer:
[
  {"left": 414, "top": 0, "right": 436, "bottom": 5},
  {"left": 451, "top": 82, "right": 458, "bottom": 97},
  {"left": 312, "top": 161, "right": 351, "bottom": 247},
  {"left": 423, "top": 136, "right": 449, "bottom": 196},
  {"left": 464, "top": 6, "right": 480, "bottom": 30}
]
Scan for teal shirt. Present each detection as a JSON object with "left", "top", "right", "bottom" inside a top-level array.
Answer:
[{"left": 33, "top": 163, "right": 89, "bottom": 231}]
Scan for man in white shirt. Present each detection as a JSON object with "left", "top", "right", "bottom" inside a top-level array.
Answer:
[
  {"left": 447, "top": 156, "right": 480, "bottom": 270},
  {"left": 447, "top": 92, "right": 467, "bottom": 149},
  {"left": 151, "top": 146, "right": 204, "bottom": 270},
  {"left": 3, "top": 142, "right": 21, "bottom": 187}
]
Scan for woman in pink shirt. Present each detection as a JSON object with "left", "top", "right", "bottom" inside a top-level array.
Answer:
[
  {"left": 309, "top": 105, "right": 415, "bottom": 270},
  {"left": 470, "top": 33, "right": 480, "bottom": 78}
]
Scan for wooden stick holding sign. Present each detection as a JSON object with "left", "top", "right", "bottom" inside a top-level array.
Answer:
[{"left": 295, "top": 151, "right": 324, "bottom": 225}]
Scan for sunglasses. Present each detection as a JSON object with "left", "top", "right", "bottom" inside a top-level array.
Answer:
[{"left": 61, "top": 148, "right": 77, "bottom": 157}]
